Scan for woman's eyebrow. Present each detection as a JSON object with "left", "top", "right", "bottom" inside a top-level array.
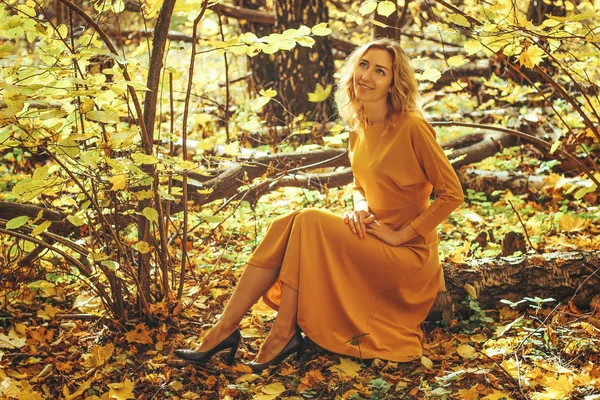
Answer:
[{"left": 361, "top": 59, "right": 389, "bottom": 71}]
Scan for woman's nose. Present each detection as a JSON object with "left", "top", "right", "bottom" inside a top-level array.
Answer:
[{"left": 361, "top": 68, "right": 373, "bottom": 82}]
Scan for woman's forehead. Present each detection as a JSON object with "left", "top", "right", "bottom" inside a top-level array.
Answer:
[{"left": 361, "top": 48, "right": 393, "bottom": 67}]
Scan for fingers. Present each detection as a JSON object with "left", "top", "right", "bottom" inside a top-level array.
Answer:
[
  {"left": 364, "top": 214, "right": 376, "bottom": 224},
  {"left": 345, "top": 212, "right": 364, "bottom": 238}
]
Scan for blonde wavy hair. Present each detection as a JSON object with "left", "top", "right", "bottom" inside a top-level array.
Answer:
[{"left": 335, "top": 38, "right": 421, "bottom": 132}]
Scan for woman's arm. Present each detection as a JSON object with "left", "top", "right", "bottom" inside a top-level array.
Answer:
[{"left": 408, "top": 118, "right": 464, "bottom": 238}]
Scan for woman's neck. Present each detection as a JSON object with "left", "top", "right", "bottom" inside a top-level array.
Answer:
[{"left": 363, "top": 102, "right": 388, "bottom": 126}]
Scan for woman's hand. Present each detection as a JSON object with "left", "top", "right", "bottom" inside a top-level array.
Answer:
[
  {"left": 365, "top": 220, "right": 399, "bottom": 246},
  {"left": 366, "top": 222, "right": 419, "bottom": 246},
  {"left": 344, "top": 210, "right": 376, "bottom": 239}
]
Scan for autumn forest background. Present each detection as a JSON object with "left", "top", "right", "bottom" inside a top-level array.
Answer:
[{"left": 0, "top": 0, "right": 599, "bottom": 398}]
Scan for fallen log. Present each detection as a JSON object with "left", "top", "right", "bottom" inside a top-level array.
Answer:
[{"left": 430, "top": 250, "right": 600, "bottom": 320}]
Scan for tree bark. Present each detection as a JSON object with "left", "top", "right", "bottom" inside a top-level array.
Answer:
[
  {"left": 268, "top": 0, "right": 335, "bottom": 125},
  {"left": 429, "top": 251, "right": 600, "bottom": 320},
  {"left": 138, "top": 0, "right": 178, "bottom": 312},
  {"left": 239, "top": 0, "right": 277, "bottom": 96}
]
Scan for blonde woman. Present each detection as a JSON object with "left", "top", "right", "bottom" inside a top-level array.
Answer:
[{"left": 175, "top": 38, "right": 464, "bottom": 370}]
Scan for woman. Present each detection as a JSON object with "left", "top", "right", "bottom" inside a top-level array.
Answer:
[{"left": 174, "top": 38, "right": 464, "bottom": 370}]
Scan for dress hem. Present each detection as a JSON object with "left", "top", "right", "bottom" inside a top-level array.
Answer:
[{"left": 298, "top": 320, "right": 422, "bottom": 363}]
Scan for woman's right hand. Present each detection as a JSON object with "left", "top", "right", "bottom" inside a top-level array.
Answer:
[{"left": 343, "top": 210, "right": 376, "bottom": 239}]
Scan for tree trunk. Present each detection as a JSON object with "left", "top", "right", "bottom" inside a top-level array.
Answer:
[
  {"left": 268, "top": 0, "right": 335, "bottom": 126},
  {"left": 429, "top": 251, "right": 600, "bottom": 320},
  {"left": 373, "top": 5, "right": 401, "bottom": 40},
  {"left": 527, "top": 0, "right": 566, "bottom": 25},
  {"left": 138, "top": 0, "right": 178, "bottom": 312},
  {"left": 239, "top": 0, "right": 277, "bottom": 95}
]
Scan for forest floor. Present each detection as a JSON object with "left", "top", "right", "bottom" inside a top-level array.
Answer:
[{"left": 1, "top": 144, "right": 600, "bottom": 399}]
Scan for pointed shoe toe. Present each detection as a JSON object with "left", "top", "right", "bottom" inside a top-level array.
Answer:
[
  {"left": 174, "top": 329, "right": 241, "bottom": 366},
  {"left": 246, "top": 330, "right": 304, "bottom": 373}
]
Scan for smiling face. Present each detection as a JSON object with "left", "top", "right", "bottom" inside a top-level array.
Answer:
[{"left": 352, "top": 47, "right": 394, "bottom": 107}]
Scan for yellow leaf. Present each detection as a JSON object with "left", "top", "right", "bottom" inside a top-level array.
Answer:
[
  {"left": 448, "top": 13, "right": 471, "bottom": 27},
  {"left": 377, "top": 1, "right": 396, "bottom": 17},
  {"left": 457, "top": 344, "right": 477, "bottom": 359},
  {"left": 83, "top": 343, "right": 114, "bottom": 368},
  {"left": 558, "top": 214, "right": 590, "bottom": 232},
  {"left": 311, "top": 22, "right": 331, "bottom": 36},
  {"left": 416, "top": 69, "right": 442, "bottom": 82},
  {"left": 300, "top": 369, "right": 326, "bottom": 388},
  {"left": 308, "top": 83, "right": 332, "bottom": 103},
  {"left": 482, "top": 389, "right": 514, "bottom": 400},
  {"left": 421, "top": 356, "right": 433, "bottom": 369},
  {"left": 549, "top": 139, "right": 561, "bottom": 154},
  {"left": 262, "top": 382, "right": 285, "bottom": 394},
  {"left": 519, "top": 45, "right": 545, "bottom": 69},
  {"left": 37, "top": 304, "right": 60, "bottom": 320},
  {"left": 457, "top": 386, "right": 480, "bottom": 400},
  {"left": 253, "top": 395, "right": 278, "bottom": 400},
  {"left": 329, "top": 358, "right": 361, "bottom": 378},
  {"left": 259, "top": 88, "right": 277, "bottom": 98},
  {"left": 296, "top": 36, "right": 315, "bottom": 47},
  {"left": 125, "top": 323, "right": 153, "bottom": 344},
  {"left": 63, "top": 374, "right": 96, "bottom": 399},
  {"left": 142, "top": 207, "right": 159, "bottom": 223},
  {"left": 447, "top": 55, "right": 467, "bottom": 67},
  {"left": 108, "top": 175, "right": 126, "bottom": 191},
  {"left": 464, "top": 39, "right": 483, "bottom": 55},
  {"left": 464, "top": 283, "right": 478, "bottom": 299},
  {"left": 531, "top": 375, "right": 574, "bottom": 399},
  {"left": 31, "top": 220, "right": 52, "bottom": 236},
  {"left": 108, "top": 378, "right": 135, "bottom": 400},
  {"left": 359, "top": 1, "right": 377, "bottom": 15}
]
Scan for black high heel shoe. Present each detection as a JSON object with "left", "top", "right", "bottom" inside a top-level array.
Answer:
[
  {"left": 246, "top": 330, "right": 304, "bottom": 373},
  {"left": 174, "top": 329, "right": 241, "bottom": 366}
]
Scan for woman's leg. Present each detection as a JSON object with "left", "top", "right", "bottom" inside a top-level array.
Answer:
[
  {"left": 193, "top": 265, "right": 279, "bottom": 351},
  {"left": 254, "top": 282, "right": 299, "bottom": 362}
]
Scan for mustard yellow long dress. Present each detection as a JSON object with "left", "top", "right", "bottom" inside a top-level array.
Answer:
[{"left": 247, "top": 112, "right": 464, "bottom": 362}]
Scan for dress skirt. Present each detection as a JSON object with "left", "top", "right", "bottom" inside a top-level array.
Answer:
[{"left": 247, "top": 207, "right": 443, "bottom": 362}]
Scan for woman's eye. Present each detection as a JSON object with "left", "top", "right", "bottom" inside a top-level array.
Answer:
[
  {"left": 359, "top": 61, "right": 368, "bottom": 68},
  {"left": 377, "top": 69, "right": 385, "bottom": 75}
]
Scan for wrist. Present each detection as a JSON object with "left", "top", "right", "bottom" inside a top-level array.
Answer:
[{"left": 354, "top": 199, "right": 368, "bottom": 212}]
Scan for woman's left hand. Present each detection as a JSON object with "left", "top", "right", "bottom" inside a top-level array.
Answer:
[{"left": 365, "top": 220, "right": 400, "bottom": 246}]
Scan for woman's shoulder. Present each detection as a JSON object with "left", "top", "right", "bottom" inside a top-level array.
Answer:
[{"left": 392, "top": 111, "right": 435, "bottom": 139}]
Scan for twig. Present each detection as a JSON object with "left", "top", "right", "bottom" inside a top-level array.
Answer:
[{"left": 507, "top": 200, "right": 538, "bottom": 254}]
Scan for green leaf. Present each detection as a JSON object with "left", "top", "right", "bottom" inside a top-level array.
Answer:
[
  {"left": 550, "top": 140, "right": 561, "bottom": 154},
  {"left": 377, "top": 1, "right": 396, "bottom": 17},
  {"left": 142, "top": 207, "right": 159, "bottom": 223},
  {"left": 6, "top": 216, "right": 29, "bottom": 229},
  {"left": 358, "top": 1, "right": 377, "bottom": 15}
]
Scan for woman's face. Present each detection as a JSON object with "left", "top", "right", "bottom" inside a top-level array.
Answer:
[{"left": 352, "top": 48, "right": 394, "bottom": 105}]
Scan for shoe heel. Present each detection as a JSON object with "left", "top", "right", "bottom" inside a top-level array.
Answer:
[
  {"left": 226, "top": 335, "right": 241, "bottom": 365},
  {"left": 294, "top": 342, "right": 304, "bottom": 361}
]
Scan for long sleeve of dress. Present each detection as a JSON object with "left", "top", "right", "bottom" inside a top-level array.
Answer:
[
  {"left": 408, "top": 118, "right": 464, "bottom": 237},
  {"left": 349, "top": 131, "right": 368, "bottom": 208}
]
